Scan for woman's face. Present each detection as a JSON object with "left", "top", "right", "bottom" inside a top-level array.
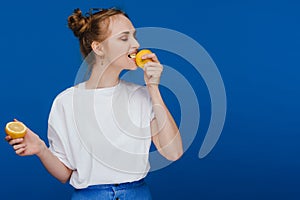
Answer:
[{"left": 102, "top": 14, "right": 140, "bottom": 71}]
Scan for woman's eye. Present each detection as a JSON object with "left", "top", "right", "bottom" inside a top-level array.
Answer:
[{"left": 121, "top": 38, "right": 128, "bottom": 41}]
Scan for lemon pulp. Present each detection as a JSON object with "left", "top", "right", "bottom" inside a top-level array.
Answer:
[{"left": 5, "top": 122, "right": 27, "bottom": 139}]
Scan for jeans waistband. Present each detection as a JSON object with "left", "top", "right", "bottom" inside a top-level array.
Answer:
[{"left": 82, "top": 178, "right": 145, "bottom": 190}]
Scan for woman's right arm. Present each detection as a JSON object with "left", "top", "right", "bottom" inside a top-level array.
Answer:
[{"left": 5, "top": 122, "right": 72, "bottom": 183}]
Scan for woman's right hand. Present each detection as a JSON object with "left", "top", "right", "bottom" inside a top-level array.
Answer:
[
  {"left": 5, "top": 120, "right": 46, "bottom": 156},
  {"left": 5, "top": 120, "right": 72, "bottom": 183}
]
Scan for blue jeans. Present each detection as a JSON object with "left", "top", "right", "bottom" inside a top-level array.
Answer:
[{"left": 71, "top": 179, "right": 152, "bottom": 200}]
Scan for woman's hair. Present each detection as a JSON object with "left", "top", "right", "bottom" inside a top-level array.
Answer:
[{"left": 68, "top": 8, "right": 128, "bottom": 65}]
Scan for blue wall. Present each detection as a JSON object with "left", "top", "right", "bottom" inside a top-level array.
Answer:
[{"left": 0, "top": 0, "right": 299, "bottom": 199}]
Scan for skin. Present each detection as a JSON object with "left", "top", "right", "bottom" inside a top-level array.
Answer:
[{"left": 5, "top": 14, "right": 183, "bottom": 183}]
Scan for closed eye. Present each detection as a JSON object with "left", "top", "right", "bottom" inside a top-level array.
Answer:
[{"left": 121, "top": 37, "right": 128, "bottom": 41}]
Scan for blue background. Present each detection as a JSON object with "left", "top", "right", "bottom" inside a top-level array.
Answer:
[{"left": 0, "top": 0, "right": 299, "bottom": 199}]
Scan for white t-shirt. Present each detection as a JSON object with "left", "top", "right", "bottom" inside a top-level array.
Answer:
[{"left": 47, "top": 80, "right": 154, "bottom": 189}]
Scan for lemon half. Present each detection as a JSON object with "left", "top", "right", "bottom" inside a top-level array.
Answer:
[
  {"left": 5, "top": 122, "right": 27, "bottom": 139},
  {"left": 135, "top": 49, "right": 152, "bottom": 68}
]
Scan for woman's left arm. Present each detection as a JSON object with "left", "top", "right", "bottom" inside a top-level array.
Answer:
[{"left": 143, "top": 53, "right": 183, "bottom": 161}]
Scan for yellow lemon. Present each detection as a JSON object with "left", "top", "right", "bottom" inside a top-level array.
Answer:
[
  {"left": 5, "top": 121, "right": 27, "bottom": 139},
  {"left": 135, "top": 49, "right": 152, "bottom": 68}
]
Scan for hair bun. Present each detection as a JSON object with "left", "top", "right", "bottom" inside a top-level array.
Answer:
[{"left": 68, "top": 8, "right": 89, "bottom": 38}]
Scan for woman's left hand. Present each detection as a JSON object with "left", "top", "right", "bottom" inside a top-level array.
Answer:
[{"left": 143, "top": 53, "right": 163, "bottom": 85}]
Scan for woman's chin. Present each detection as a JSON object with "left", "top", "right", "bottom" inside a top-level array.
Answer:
[{"left": 125, "top": 65, "right": 138, "bottom": 71}]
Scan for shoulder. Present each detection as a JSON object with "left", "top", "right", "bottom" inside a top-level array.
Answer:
[
  {"left": 49, "top": 86, "right": 75, "bottom": 116},
  {"left": 52, "top": 86, "right": 74, "bottom": 106}
]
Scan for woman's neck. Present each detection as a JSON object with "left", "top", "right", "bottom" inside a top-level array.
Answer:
[{"left": 86, "top": 64, "right": 121, "bottom": 89}]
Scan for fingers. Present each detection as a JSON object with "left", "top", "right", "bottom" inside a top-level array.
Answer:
[
  {"left": 144, "top": 62, "right": 163, "bottom": 85},
  {"left": 5, "top": 135, "right": 11, "bottom": 141},
  {"left": 4, "top": 136, "right": 26, "bottom": 155},
  {"left": 145, "top": 70, "right": 161, "bottom": 78},
  {"left": 13, "top": 143, "right": 26, "bottom": 151},
  {"left": 144, "top": 63, "right": 163, "bottom": 73},
  {"left": 142, "top": 53, "right": 159, "bottom": 63},
  {"left": 15, "top": 147, "right": 26, "bottom": 155},
  {"left": 4, "top": 120, "right": 28, "bottom": 156},
  {"left": 144, "top": 63, "right": 163, "bottom": 78},
  {"left": 8, "top": 138, "right": 23, "bottom": 146}
]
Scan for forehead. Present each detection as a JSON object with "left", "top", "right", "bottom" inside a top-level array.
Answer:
[{"left": 108, "top": 14, "right": 135, "bottom": 36}]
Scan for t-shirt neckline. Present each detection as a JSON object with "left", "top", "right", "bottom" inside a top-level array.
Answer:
[{"left": 74, "top": 80, "right": 122, "bottom": 95}]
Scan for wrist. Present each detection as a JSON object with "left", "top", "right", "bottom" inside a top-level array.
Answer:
[
  {"left": 147, "top": 84, "right": 159, "bottom": 90},
  {"left": 36, "top": 140, "right": 47, "bottom": 158},
  {"left": 147, "top": 84, "right": 165, "bottom": 105}
]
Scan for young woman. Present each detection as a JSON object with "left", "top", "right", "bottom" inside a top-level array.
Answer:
[{"left": 5, "top": 8, "right": 183, "bottom": 200}]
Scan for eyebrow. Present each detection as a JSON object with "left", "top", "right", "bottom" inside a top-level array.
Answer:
[{"left": 118, "top": 30, "right": 136, "bottom": 36}]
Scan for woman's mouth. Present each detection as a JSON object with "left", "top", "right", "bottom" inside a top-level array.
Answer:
[
  {"left": 128, "top": 53, "right": 136, "bottom": 59},
  {"left": 128, "top": 53, "right": 137, "bottom": 64}
]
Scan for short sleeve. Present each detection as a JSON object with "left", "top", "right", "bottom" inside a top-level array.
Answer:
[
  {"left": 138, "top": 86, "right": 155, "bottom": 122},
  {"left": 47, "top": 99, "right": 75, "bottom": 170},
  {"left": 147, "top": 91, "right": 155, "bottom": 122}
]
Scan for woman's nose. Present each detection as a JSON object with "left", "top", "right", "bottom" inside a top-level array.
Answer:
[{"left": 131, "top": 37, "right": 140, "bottom": 49}]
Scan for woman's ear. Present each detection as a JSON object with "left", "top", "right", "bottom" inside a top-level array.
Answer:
[{"left": 91, "top": 41, "right": 104, "bottom": 56}]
